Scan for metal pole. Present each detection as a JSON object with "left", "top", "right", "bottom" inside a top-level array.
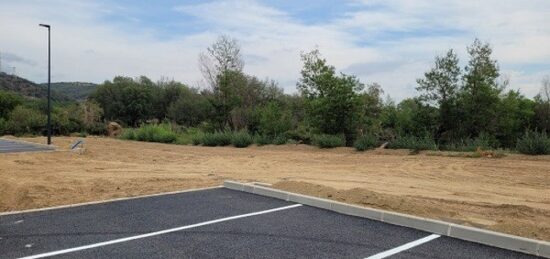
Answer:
[
  {"left": 40, "top": 24, "right": 51, "bottom": 145},
  {"left": 47, "top": 26, "right": 51, "bottom": 145}
]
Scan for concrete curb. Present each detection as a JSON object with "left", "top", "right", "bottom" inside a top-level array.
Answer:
[{"left": 224, "top": 180, "right": 549, "bottom": 258}]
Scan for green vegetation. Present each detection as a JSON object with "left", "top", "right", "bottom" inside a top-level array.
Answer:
[
  {"left": 312, "top": 134, "right": 345, "bottom": 148},
  {"left": 516, "top": 131, "right": 550, "bottom": 155},
  {"left": 1, "top": 37, "right": 549, "bottom": 156},
  {"left": 231, "top": 130, "right": 253, "bottom": 148},
  {"left": 354, "top": 134, "right": 378, "bottom": 151}
]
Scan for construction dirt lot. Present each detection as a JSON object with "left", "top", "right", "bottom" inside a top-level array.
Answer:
[{"left": 1, "top": 136, "right": 549, "bottom": 241}]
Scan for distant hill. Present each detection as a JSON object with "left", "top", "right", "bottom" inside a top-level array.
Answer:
[
  {"left": 0, "top": 72, "right": 97, "bottom": 102},
  {"left": 41, "top": 82, "right": 98, "bottom": 101}
]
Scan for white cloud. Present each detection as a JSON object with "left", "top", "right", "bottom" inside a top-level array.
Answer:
[{"left": 0, "top": 0, "right": 549, "bottom": 101}]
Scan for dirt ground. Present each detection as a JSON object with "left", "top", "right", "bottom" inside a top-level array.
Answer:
[{"left": 1, "top": 136, "right": 549, "bottom": 241}]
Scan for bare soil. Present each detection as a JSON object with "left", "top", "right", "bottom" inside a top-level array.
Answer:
[{"left": 1, "top": 136, "right": 549, "bottom": 241}]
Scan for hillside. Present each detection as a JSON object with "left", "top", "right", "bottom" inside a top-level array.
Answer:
[
  {"left": 0, "top": 72, "right": 97, "bottom": 102},
  {"left": 41, "top": 82, "right": 98, "bottom": 101}
]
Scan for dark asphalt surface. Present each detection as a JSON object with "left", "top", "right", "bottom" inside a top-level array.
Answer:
[
  {"left": 0, "top": 139, "right": 53, "bottom": 153},
  {"left": 0, "top": 188, "right": 541, "bottom": 259}
]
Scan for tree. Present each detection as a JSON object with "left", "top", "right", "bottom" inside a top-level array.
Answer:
[
  {"left": 91, "top": 76, "right": 154, "bottom": 126},
  {"left": 416, "top": 49, "right": 461, "bottom": 140},
  {"left": 0, "top": 90, "right": 23, "bottom": 119},
  {"left": 297, "top": 49, "right": 363, "bottom": 144},
  {"left": 199, "top": 35, "right": 244, "bottom": 89},
  {"left": 534, "top": 76, "right": 550, "bottom": 132},
  {"left": 460, "top": 39, "right": 502, "bottom": 137},
  {"left": 167, "top": 87, "right": 212, "bottom": 127}
]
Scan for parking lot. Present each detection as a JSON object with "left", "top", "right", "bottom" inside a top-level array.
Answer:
[
  {"left": 0, "top": 187, "right": 539, "bottom": 258},
  {"left": 0, "top": 139, "right": 53, "bottom": 154}
]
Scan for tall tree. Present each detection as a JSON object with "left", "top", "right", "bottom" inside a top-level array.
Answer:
[
  {"left": 460, "top": 39, "right": 502, "bottom": 137},
  {"left": 534, "top": 76, "right": 550, "bottom": 131},
  {"left": 297, "top": 49, "right": 363, "bottom": 144},
  {"left": 199, "top": 35, "right": 244, "bottom": 89},
  {"left": 416, "top": 49, "right": 461, "bottom": 140}
]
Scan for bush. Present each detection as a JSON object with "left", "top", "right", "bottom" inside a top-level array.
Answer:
[
  {"left": 312, "top": 134, "right": 345, "bottom": 148},
  {"left": 191, "top": 132, "right": 204, "bottom": 145},
  {"left": 354, "top": 134, "right": 378, "bottom": 151},
  {"left": 273, "top": 134, "right": 288, "bottom": 145},
  {"left": 201, "top": 131, "right": 232, "bottom": 146},
  {"left": 231, "top": 130, "right": 253, "bottom": 148},
  {"left": 6, "top": 106, "right": 46, "bottom": 135},
  {"left": 254, "top": 134, "right": 272, "bottom": 146},
  {"left": 120, "top": 128, "right": 136, "bottom": 140},
  {"left": 120, "top": 124, "right": 178, "bottom": 143},
  {"left": 0, "top": 118, "right": 7, "bottom": 135},
  {"left": 516, "top": 131, "right": 550, "bottom": 155},
  {"left": 387, "top": 135, "right": 438, "bottom": 151},
  {"left": 442, "top": 133, "right": 496, "bottom": 152}
]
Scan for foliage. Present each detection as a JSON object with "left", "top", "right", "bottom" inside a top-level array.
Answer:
[
  {"left": 387, "top": 135, "right": 438, "bottom": 151},
  {"left": 200, "top": 131, "right": 232, "bottom": 147},
  {"left": 272, "top": 135, "right": 288, "bottom": 145},
  {"left": 354, "top": 134, "right": 379, "bottom": 151},
  {"left": 6, "top": 106, "right": 47, "bottom": 135},
  {"left": 297, "top": 49, "right": 363, "bottom": 145},
  {"left": 312, "top": 134, "right": 345, "bottom": 148},
  {"left": 254, "top": 134, "right": 272, "bottom": 146},
  {"left": 516, "top": 131, "right": 550, "bottom": 155},
  {"left": 120, "top": 124, "right": 178, "bottom": 144},
  {"left": 231, "top": 130, "right": 253, "bottom": 148},
  {"left": 0, "top": 90, "right": 23, "bottom": 118}
]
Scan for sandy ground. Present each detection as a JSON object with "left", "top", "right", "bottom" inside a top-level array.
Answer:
[{"left": 0, "top": 136, "right": 549, "bottom": 241}]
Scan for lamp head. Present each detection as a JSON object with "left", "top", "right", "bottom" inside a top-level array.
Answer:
[{"left": 39, "top": 24, "right": 50, "bottom": 28}]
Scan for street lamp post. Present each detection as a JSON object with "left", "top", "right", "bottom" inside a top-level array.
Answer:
[{"left": 39, "top": 24, "right": 51, "bottom": 145}]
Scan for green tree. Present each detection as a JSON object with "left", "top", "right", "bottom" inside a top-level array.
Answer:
[
  {"left": 91, "top": 76, "right": 154, "bottom": 126},
  {"left": 297, "top": 49, "right": 363, "bottom": 145},
  {"left": 496, "top": 90, "right": 536, "bottom": 146},
  {"left": 416, "top": 49, "right": 461, "bottom": 140},
  {"left": 460, "top": 39, "right": 502, "bottom": 137},
  {"left": 167, "top": 87, "right": 212, "bottom": 127},
  {"left": 534, "top": 76, "right": 550, "bottom": 132},
  {"left": 0, "top": 90, "right": 23, "bottom": 118}
]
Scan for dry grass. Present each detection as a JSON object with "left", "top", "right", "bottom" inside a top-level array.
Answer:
[{"left": 1, "top": 136, "right": 549, "bottom": 241}]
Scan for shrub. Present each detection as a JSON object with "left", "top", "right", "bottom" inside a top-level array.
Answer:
[
  {"left": 231, "top": 130, "right": 253, "bottom": 148},
  {"left": 201, "top": 131, "right": 232, "bottom": 146},
  {"left": 312, "top": 134, "right": 345, "bottom": 148},
  {"left": 121, "top": 124, "right": 178, "bottom": 143},
  {"left": 387, "top": 135, "right": 438, "bottom": 151},
  {"left": 354, "top": 134, "right": 378, "bottom": 151},
  {"left": 254, "top": 134, "right": 272, "bottom": 146},
  {"left": 442, "top": 133, "right": 496, "bottom": 152},
  {"left": 516, "top": 131, "right": 550, "bottom": 155},
  {"left": 273, "top": 135, "right": 288, "bottom": 145},
  {"left": 6, "top": 106, "right": 46, "bottom": 135},
  {"left": 119, "top": 128, "right": 136, "bottom": 140},
  {"left": 0, "top": 118, "right": 7, "bottom": 135},
  {"left": 191, "top": 132, "right": 204, "bottom": 145}
]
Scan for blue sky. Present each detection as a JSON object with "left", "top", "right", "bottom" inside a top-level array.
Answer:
[{"left": 1, "top": 0, "right": 549, "bottom": 100}]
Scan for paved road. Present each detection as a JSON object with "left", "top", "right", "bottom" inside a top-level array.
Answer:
[
  {"left": 0, "top": 188, "right": 540, "bottom": 258},
  {"left": 0, "top": 139, "right": 53, "bottom": 153}
]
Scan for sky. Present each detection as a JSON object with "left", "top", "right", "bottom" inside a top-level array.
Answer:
[{"left": 1, "top": 0, "right": 549, "bottom": 101}]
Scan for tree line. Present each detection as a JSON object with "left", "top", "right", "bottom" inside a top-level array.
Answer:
[{"left": 1, "top": 36, "right": 549, "bottom": 154}]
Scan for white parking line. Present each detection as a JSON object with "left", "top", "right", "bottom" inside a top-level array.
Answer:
[
  {"left": 365, "top": 234, "right": 441, "bottom": 259},
  {"left": 18, "top": 204, "right": 302, "bottom": 259}
]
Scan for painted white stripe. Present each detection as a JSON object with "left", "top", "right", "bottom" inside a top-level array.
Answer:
[
  {"left": 365, "top": 234, "right": 441, "bottom": 259},
  {"left": 18, "top": 204, "right": 302, "bottom": 259}
]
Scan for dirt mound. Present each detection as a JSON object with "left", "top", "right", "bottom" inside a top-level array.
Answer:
[
  {"left": 107, "top": 122, "right": 122, "bottom": 137},
  {"left": 272, "top": 181, "right": 550, "bottom": 241}
]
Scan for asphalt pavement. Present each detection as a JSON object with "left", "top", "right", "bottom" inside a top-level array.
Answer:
[{"left": 0, "top": 187, "right": 541, "bottom": 258}]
